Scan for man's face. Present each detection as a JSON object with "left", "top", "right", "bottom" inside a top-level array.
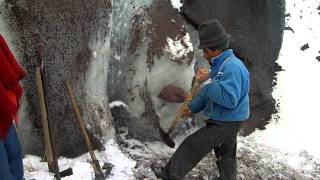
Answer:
[{"left": 202, "top": 48, "right": 222, "bottom": 65}]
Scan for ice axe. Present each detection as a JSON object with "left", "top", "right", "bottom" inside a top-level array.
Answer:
[
  {"left": 65, "top": 81, "right": 105, "bottom": 180},
  {"left": 159, "top": 80, "right": 201, "bottom": 148}
]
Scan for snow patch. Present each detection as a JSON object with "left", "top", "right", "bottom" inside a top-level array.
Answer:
[
  {"left": 24, "top": 140, "right": 136, "bottom": 180},
  {"left": 68, "top": 162, "right": 92, "bottom": 179},
  {"left": 114, "top": 54, "right": 121, "bottom": 61},
  {"left": 165, "top": 33, "right": 193, "bottom": 61},
  {"left": 170, "top": 0, "right": 183, "bottom": 11},
  {"left": 24, "top": 155, "right": 53, "bottom": 180},
  {"left": 104, "top": 140, "right": 136, "bottom": 179},
  {"left": 109, "top": 101, "right": 129, "bottom": 109},
  {"left": 254, "top": 0, "right": 320, "bottom": 161}
]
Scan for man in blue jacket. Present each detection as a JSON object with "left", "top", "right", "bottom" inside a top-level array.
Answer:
[{"left": 153, "top": 19, "right": 250, "bottom": 180}]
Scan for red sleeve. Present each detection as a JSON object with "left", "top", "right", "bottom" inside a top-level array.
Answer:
[
  {"left": 0, "top": 49, "right": 18, "bottom": 88},
  {"left": 0, "top": 82, "right": 17, "bottom": 122},
  {"left": 0, "top": 34, "right": 26, "bottom": 81}
]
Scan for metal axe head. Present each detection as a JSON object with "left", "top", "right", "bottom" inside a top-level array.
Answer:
[{"left": 159, "top": 128, "right": 175, "bottom": 148}]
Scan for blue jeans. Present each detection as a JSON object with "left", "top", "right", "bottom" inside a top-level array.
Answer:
[{"left": 0, "top": 124, "right": 24, "bottom": 180}]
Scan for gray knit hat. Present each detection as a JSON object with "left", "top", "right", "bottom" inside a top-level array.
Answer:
[{"left": 198, "top": 19, "right": 231, "bottom": 49}]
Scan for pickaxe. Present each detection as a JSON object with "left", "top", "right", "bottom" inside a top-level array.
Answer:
[
  {"left": 159, "top": 80, "right": 201, "bottom": 148},
  {"left": 65, "top": 81, "right": 105, "bottom": 180}
]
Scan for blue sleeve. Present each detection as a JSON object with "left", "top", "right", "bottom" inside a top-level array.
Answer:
[
  {"left": 206, "top": 68, "right": 242, "bottom": 109},
  {"left": 188, "top": 87, "right": 208, "bottom": 113}
]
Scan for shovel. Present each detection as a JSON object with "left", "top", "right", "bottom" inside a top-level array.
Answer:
[{"left": 159, "top": 80, "right": 201, "bottom": 148}]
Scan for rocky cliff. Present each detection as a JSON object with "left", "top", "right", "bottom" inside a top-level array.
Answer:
[{"left": 0, "top": 0, "right": 285, "bottom": 157}]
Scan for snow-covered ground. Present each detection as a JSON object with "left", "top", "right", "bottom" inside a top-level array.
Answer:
[
  {"left": 21, "top": 0, "right": 320, "bottom": 179},
  {"left": 24, "top": 139, "right": 136, "bottom": 180},
  {"left": 250, "top": 0, "right": 320, "bottom": 170}
]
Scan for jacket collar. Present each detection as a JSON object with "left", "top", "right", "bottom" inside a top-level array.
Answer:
[{"left": 211, "top": 49, "right": 233, "bottom": 67}]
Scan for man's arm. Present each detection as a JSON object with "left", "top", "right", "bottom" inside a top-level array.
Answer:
[
  {"left": 205, "top": 69, "right": 242, "bottom": 109},
  {"left": 188, "top": 88, "right": 208, "bottom": 113}
]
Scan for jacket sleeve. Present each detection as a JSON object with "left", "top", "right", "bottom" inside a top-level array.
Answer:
[
  {"left": 0, "top": 82, "right": 16, "bottom": 121},
  {"left": 188, "top": 87, "right": 208, "bottom": 113},
  {"left": 205, "top": 68, "right": 242, "bottom": 109},
  {"left": 0, "top": 34, "right": 26, "bottom": 81}
]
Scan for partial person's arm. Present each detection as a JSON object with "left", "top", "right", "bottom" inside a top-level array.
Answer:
[
  {"left": 0, "top": 34, "right": 26, "bottom": 80},
  {"left": 0, "top": 82, "right": 17, "bottom": 120},
  {"left": 188, "top": 87, "right": 209, "bottom": 113},
  {"left": 205, "top": 68, "right": 242, "bottom": 109},
  {"left": 187, "top": 67, "right": 211, "bottom": 113}
]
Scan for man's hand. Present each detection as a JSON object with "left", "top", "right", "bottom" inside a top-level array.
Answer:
[
  {"left": 196, "top": 68, "right": 210, "bottom": 83},
  {"left": 179, "top": 106, "right": 192, "bottom": 118},
  {"left": 185, "top": 93, "right": 193, "bottom": 101}
]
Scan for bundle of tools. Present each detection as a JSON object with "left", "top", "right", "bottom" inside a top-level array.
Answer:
[{"left": 35, "top": 46, "right": 104, "bottom": 179}]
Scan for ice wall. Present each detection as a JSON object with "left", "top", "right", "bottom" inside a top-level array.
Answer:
[{"left": 0, "top": 0, "right": 285, "bottom": 157}]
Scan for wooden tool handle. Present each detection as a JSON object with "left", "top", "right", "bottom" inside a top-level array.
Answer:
[
  {"left": 167, "top": 81, "right": 201, "bottom": 134},
  {"left": 35, "top": 67, "right": 55, "bottom": 173},
  {"left": 65, "top": 81, "right": 104, "bottom": 178}
]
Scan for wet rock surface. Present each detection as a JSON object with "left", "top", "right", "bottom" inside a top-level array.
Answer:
[
  {"left": 1, "top": 0, "right": 113, "bottom": 157},
  {"left": 108, "top": 0, "right": 194, "bottom": 142},
  {"left": 182, "top": 0, "right": 286, "bottom": 135},
  {"left": 146, "top": 0, "right": 193, "bottom": 69},
  {"left": 1, "top": 0, "right": 285, "bottom": 157}
]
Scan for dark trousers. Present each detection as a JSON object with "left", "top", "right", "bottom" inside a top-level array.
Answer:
[
  {"left": 164, "top": 120, "right": 242, "bottom": 180},
  {"left": 0, "top": 124, "right": 24, "bottom": 180}
]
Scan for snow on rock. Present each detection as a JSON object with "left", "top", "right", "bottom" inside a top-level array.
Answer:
[
  {"left": 109, "top": 101, "right": 129, "bottom": 109},
  {"left": 165, "top": 33, "right": 193, "bottom": 62},
  {"left": 170, "top": 0, "right": 183, "bottom": 12}
]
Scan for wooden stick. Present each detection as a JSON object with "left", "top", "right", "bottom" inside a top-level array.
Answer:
[
  {"left": 65, "top": 81, "right": 104, "bottom": 179},
  {"left": 35, "top": 67, "right": 55, "bottom": 173},
  {"left": 167, "top": 80, "right": 201, "bottom": 134}
]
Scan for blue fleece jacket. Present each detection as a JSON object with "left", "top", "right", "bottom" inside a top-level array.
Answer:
[{"left": 188, "top": 49, "right": 250, "bottom": 121}]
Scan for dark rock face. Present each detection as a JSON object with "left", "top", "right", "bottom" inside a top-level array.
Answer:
[
  {"left": 182, "top": 0, "right": 286, "bottom": 135},
  {"left": 301, "top": 43, "right": 310, "bottom": 51},
  {"left": 2, "top": 0, "right": 114, "bottom": 157},
  {"left": 285, "top": 26, "right": 294, "bottom": 33},
  {"left": 1, "top": 0, "right": 285, "bottom": 157}
]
